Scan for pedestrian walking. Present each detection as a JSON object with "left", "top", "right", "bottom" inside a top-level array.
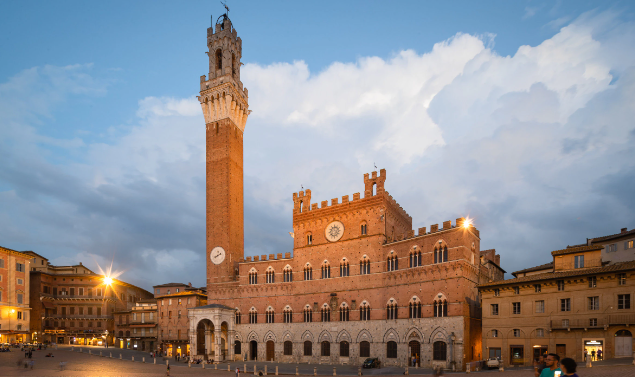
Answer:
[
  {"left": 236, "top": 366, "right": 240, "bottom": 377},
  {"left": 166, "top": 363, "right": 171, "bottom": 376},
  {"left": 29, "top": 360, "right": 35, "bottom": 370},
  {"left": 560, "top": 358, "right": 578, "bottom": 377},
  {"left": 539, "top": 354, "right": 561, "bottom": 377}
]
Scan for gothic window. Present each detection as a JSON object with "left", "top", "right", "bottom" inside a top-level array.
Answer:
[
  {"left": 434, "top": 295, "right": 448, "bottom": 317},
  {"left": 410, "top": 249, "right": 422, "bottom": 267},
  {"left": 386, "top": 341, "right": 398, "bottom": 358},
  {"left": 360, "top": 222, "right": 367, "bottom": 236},
  {"left": 304, "top": 265, "right": 313, "bottom": 281},
  {"left": 215, "top": 49, "right": 222, "bottom": 72},
  {"left": 339, "top": 303, "right": 350, "bottom": 322},
  {"left": 360, "top": 341, "right": 370, "bottom": 357},
  {"left": 283, "top": 266, "right": 293, "bottom": 282},
  {"left": 235, "top": 310, "right": 241, "bottom": 325},
  {"left": 386, "top": 299, "right": 398, "bottom": 320},
  {"left": 359, "top": 302, "right": 371, "bottom": 321},
  {"left": 387, "top": 255, "right": 398, "bottom": 271},
  {"left": 266, "top": 268, "right": 275, "bottom": 284},
  {"left": 283, "top": 306, "right": 293, "bottom": 323},
  {"left": 360, "top": 257, "right": 370, "bottom": 275},
  {"left": 266, "top": 307, "right": 275, "bottom": 324},
  {"left": 321, "top": 341, "right": 330, "bottom": 357},
  {"left": 304, "top": 341, "right": 312, "bottom": 356},
  {"left": 249, "top": 308, "right": 257, "bottom": 324},
  {"left": 433, "top": 341, "right": 447, "bottom": 360},
  {"left": 321, "top": 262, "right": 331, "bottom": 279},
  {"left": 284, "top": 341, "right": 293, "bottom": 356},
  {"left": 249, "top": 269, "right": 258, "bottom": 285},
  {"left": 409, "top": 297, "right": 422, "bottom": 319},
  {"left": 307, "top": 233, "right": 313, "bottom": 245},
  {"left": 303, "top": 305, "right": 313, "bottom": 323},
  {"left": 340, "top": 259, "right": 350, "bottom": 277},
  {"left": 340, "top": 341, "right": 349, "bottom": 357},
  {"left": 321, "top": 304, "right": 331, "bottom": 322}
]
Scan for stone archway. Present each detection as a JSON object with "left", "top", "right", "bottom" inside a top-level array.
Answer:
[
  {"left": 188, "top": 303, "right": 236, "bottom": 361},
  {"left": 196, "top": 319, "right": 214, "bottom": 358}
]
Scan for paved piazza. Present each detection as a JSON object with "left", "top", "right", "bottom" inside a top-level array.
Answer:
[{"left": 0, "top": 345, "right": 633, "bottom": 376}]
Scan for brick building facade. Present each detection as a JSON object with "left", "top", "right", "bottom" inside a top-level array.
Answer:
[
  {"left": 26, "top": 251, "right": 153, "bottom": 345},
  {"left": 188, "top": 15, "right": 504, "bottom": 370},
  {"left": 479, "top": 227, "right": 635, "bottom": 366},
  {"left": 0, "top": 246, "right": 31, "bottom": 343},
  {"left": 114, "top": 298, "right": 158, "bottom": 351}
]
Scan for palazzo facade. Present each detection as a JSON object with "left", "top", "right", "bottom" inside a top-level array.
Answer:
[{"left": 190, "top": 14, "right": 504, "bottom": 370}]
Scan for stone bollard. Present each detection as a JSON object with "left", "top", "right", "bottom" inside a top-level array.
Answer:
[
  {"left": 143, "top": 357, "right": 146, "bottom": 363},
  {"left": 203, "top": 362, "right": 206, "bottom": 369},
  {"left": 71, "top": 347, "right": 74, "bottom": 352},
  {"left": 586, "top": 355, "right": 592, "bottom": 368},
  {"left": 80, "top": 348, "right": 83, "bottom": 353},
  {"left": 167, "top": 360, "right": 169, "bottom": 366},
  {"left": 358, "top": 367, "right": 362, "bottom": 376},
  {"left": 228, "top": 364, "right": 231, "bottom": 371},
  {"left": 89, "top": 350, "right": 92, "bottom": 355},
  {"left": 265, "top": 365, "right": 268, "bottom": 375},
  {"left": 215, "top": 363, "right": 218, "bottom": 370},
  {"left": 296, "top": 366, "right": 299, "bottom": 376},
  {"left": 100, "top": 351, "right": 103, "bottom": 357},
  {"left": 333, "top": 367, "right": 336, "bottom": 376},
  {"left": 189, "top": 361, "right": 191, "bottom": 368},
  {"left": 276, "top": 366, "right": 279, "bottom": 375},
  {"left": 56, "top": 345, "right": 58, "bottom": 350},
  {"left": 405, "top": 366, "right": 409, "bottom": 375},
  {"left": 120, "top": 354, "right": 122, "bottom": 359},
  {"left": 110, "top": 352, "right": 112, "bottom": 358},
  {"left": 245, "top": 364, "right": 247, "bottom": 373},
  {"left": 314, "top": 367, "right": 317, "bottom": 376},
  {"left": 499, "top": 364, "right": 504, "bottom": 372},
  {"left": 154, "top": 357, "right": 157, "bottom": 364},
  {"left": 254, "top": 365, "right": 257, "bottom": 375},
  {"left": 132, "top": 356, "right": 135, "bottom": 362}
]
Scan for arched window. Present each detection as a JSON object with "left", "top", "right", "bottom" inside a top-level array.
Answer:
[
  {"left": 433, "top": 341, "right": 447, "bottom": 360},
  {"left": 284, "top": 341, "right": 293, "bottom": 356},
  {"left": 360, "top": 301, "right": 371, "bottom": 321},
  {"left": 339, "top": 303, "right": 350, "bottom": 322},
  {"left": 283, "top": 306, "right": 293, "bottom": 323},
  {"left": 434, "top": 297, "right": 448, "bottom": 318},
  {"left": 321, "top": 304, "right": 331, "bottom": 322},
  {"left": 409, "top": 297, "right": 422, "bottom": 319},
  {"left": 387, "top": 254, "right": 398, "bottom": 271},
  {"left": 340, "top": 341, "right": 349, "bottom": 357},
  {"left": 249, "top": 308, "right": 257, "bottom": 324},
  {"left": 215, "top": 49, "right": 222, "bottom": 72},
  {"left": 360, "top": 256, "right": 370, "bottom": 275},
  {"left": 303, "top": 305, "right": 313, "bottom": 323},
  {"left": 360, "top": 222, "right": 367, "bottom": 236},
  {"left": 321, "top": 341, "right": 330, "bottom": 356},
  {"left": 306, "top": 232, "right": 313, "bottom": 245},
  {"left": 321, "top": 261, "right": 331, "bottom": 279},
  {"left": 410, "top": 249, "right": 422, "bottom": 267},
  {"left": 360, "top": 341, "right": 370, "bottom": 357},
  {"left": 434, "top": 245, "right": 449, "bottom": 263},
  {"left": 118, "top": 331, "right": 123, "bottom": 337},
  {"left": 386, "top": 299, "right": 398, "bottom": 320},
  {"left": 304, "top": 341, "right": 312, "bottom": 356},
  {"left": 304, "top": 264, "right": 313, "bottom": 281},
  {"left": 386, "top": 341, "right": 397, "bottom": 358},
  {"left": 249, "top": 269, "right": 258, "bottom": 285},
  {"left": 340, "top": 258, "right": 350, "bottom": 277},
  {"left": 266, "top": 268, "right": 275, "bottom": 284},
  {"left": 235, "top": 310, "right": 242, "bottom": 324},
  {"left": 283, "top": 266, "right": 293, "bottom": 282},
  {"left": 266, "top": 307, "right": 275, "bottom": 324}
]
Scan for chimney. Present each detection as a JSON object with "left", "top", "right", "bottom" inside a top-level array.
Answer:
[
  {"left": 188, "top": 282, "right": 192, "bottom": 287},
  {"left": 622, "top": 228, "right": 628, "bottom": 234}
]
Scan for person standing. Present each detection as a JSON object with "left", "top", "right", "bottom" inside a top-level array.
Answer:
[
  {"left": 534, "top": 355, "right": 547, "bottom": 377},
  {"left": 597, "top": 349, "right": 602, "bottom": 360},
  {"left": 591, "top": 349, "right": 595, "bottom": 361},
  {"left": 560, "top": 358, "right": 578, "bottom": 377},
  {"left": 236, "top": 366, "right": 240, "bottom": 377},
  {"left": 539, "top": 354, "right": 562, "bottom": 377}
]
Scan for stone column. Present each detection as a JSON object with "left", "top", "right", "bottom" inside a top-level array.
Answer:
[
  {"left": 228, "top": 330, "right": 236, "bottom": 361},
  {"left": 215, "top": 328, "right": 222, "bottom": 362},
  {"left": 205, "top": 330, "right": 214, "bottom": 359}
]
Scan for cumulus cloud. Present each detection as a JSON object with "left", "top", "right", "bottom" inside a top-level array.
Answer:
[{"left": 1, "top": 10, "right": 634, "bottom": 288}]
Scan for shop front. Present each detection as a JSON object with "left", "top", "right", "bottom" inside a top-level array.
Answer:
[
  {"left": 532, "top": 345, "right": 548, "bottom": 360},
  {"left": 583, "top": 339, "right": 603, "bottom": 361},
  {"left": 510, "top": 345, "right": 524, "bottom": 365}
]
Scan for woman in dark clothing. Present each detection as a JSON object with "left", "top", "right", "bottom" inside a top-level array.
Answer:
[{"left": 560, "top": 358, "right": 578, "bottom": 377}]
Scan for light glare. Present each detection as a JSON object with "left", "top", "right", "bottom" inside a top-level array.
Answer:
[
  {"left": 103, "top": 276, "right": 113, "bottom": 285},
  {"left": 463, "top": 217, "right": 472, "bottom": 228}
]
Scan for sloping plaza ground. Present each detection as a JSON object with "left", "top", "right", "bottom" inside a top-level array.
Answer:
[{"left": 0, "top": 345, "right": 633, "bottom": 376}]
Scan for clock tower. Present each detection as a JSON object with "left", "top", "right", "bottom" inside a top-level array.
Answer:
[{"left": 198, "top": 14, "right": 250, "bottom": 289}]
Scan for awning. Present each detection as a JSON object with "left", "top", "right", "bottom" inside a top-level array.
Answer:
[{"left": 42, "top": 301, "right": 55, "bottom": 309}]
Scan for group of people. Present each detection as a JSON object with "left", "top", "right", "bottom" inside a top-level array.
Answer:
[
  {"left": 583, "top": 349, "right": 602, "bottom": 361},
  {"left": 410, "top": 354, "right": 420, "bottom": 367},
  {"left": 534, "top": 353, "right": 579, "bottom": 377}
]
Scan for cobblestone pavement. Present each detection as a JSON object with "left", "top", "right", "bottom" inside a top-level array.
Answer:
[{"left": 0, "top": 345, "right": 633, "bottom": 376}]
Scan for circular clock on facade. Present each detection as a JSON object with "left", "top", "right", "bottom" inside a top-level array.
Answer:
[
  {"left": 210, "top": 246, "right": 226, "bottom": 265},
  {"left": 325, "top": 221, "right": 345, "bottom": 242}
]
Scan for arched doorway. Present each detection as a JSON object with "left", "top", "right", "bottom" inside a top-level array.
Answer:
[
  {"left": 235, "top": 341, "right": 241, "bottom": 357},
  {"left": 250, "top": 340, "right": 258, "bottom": 360},
  {"left": 196, "top": 319, "right": 214, "bottom": 358},
  {"left": 409, "top": 340, "right": 421, "bottom": 366},
  {"left": 266, "top": 340, "right": 275, "bottom": 361},
  {"left": 221, "top": 321, "right": 229, "bottom": 361},
  {"left": 615, "top": 330, "right": 633, "bottom": 357}
]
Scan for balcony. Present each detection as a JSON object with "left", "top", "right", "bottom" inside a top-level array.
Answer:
[
  {"left": 608, "top": 314, "right": 635, "bottom": 325},
  {"left": 45, "top": 315, "right": 111, "bottom": 320},
  {"left": 550, "top": 318, "right": 605, "bottom": 329}
]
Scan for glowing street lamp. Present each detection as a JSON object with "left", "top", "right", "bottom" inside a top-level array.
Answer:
[{"left": 103, "top": 276, "right": 113, "bottom": 285}]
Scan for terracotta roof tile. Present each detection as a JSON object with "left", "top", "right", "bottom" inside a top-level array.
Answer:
[
  {"left": 479, "top": 260, "right": 635, "bottom": 287},
  {"left": 551, "top": 245, "right": 603, "bottom": 256},
  {"left": 590, "top": 228, "right": 635, "bottom": 243},
  {"left": 511, "top": 262, "right": 553, "bottom": 277}
]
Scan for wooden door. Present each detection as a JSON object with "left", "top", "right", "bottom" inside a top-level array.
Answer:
[
  {"left": 556, "top": 344, "right": 566, "bottom": 360},
  {"left": 266, "top": 341, "right": 275, "bottom": 361}
]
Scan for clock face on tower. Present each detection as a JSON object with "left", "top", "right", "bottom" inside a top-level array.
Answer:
[
  {"left": 210, "top": 246, "right": 226, "bottom": 265},
  {"left": 325, "top": 221, "right": 345, "bottom": 242}
]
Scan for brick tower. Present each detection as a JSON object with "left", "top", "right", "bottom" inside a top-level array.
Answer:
[{"left": 198, "top": 14, "right": 250, "bottom": 290}]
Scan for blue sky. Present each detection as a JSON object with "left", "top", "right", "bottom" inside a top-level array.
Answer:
[{"left": 1, "top": 1, "right": 635, "bottom": 289}]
